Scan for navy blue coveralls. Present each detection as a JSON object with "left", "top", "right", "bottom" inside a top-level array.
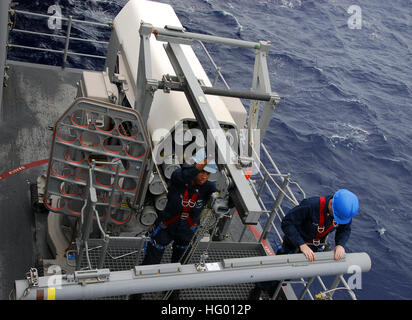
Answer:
[
  {"left": 142, "top": 165, "right": 217, "bottom": 265},
  {"left": 280, "top": 195, "right": 351, "bottom": 252},
  {"left": 255, "top": 195, "right": 352, "bottom": 295}
]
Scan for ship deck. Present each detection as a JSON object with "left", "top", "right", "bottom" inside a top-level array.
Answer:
[
  {"left": 0, "top": 61, "right": 84, "bottom": 299},
  {"left": 0, "top": 61, "right": 280, "bottom": 300}
]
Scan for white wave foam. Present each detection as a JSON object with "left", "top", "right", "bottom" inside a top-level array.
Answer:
[
  {"left": 279, "top": 0, "right": 302, "bottom": 9},
  {"left": 329, "top": 122, "right": 370, "bottom": 148},
  {"left": 220, "top": 10, "right": 243, "bottom": 32},
  {"left": 198, "top": 0, "right": 243, "bottom": 32},
  {"left": 377, "top": 227, "right": 386, "bottom": 236}
]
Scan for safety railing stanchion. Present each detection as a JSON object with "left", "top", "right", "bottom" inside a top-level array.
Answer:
[
  {"left": 7, "top": 10, "right": 110, "bottom": 68},
  {"left": 321, "top": 275, "right": 341, "bottom": 300},
  {"left": 299, "top": 276, "right": 315, "bottom": 300},
  {"left": 339, "top": 275, "right": 357, "bottom": 300},
  {"left": 259, "top": 174, "right": 290, "bottom": 242},
  {"left": 62, "top": 15, "right": 72, "bottom": 68},
  {"left": 271, "top": 280, "right": 284, "bottom": 300},
  {"left": 256, "top": 171, "right": 269, "bottom": 199}
]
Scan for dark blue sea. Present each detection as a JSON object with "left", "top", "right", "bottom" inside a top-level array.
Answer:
[{"left": 8, "top": 0, "right": 412, "bottom": 300}]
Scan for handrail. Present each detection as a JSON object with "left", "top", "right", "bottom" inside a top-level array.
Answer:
[
  {"left": 7, "top": 9, "right": 111, "bottom": 68},
  {"left": 11, "top": 9, "right": 111, "bottom": 27}
]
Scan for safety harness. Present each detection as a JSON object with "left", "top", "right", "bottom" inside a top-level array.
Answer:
[
  {"left": 161, "top": 187, "right": 199, "bottom": 229},
  {"left": 146, "top": 187, "right": 199, "bottom": 252},
  {"left": 307, "top": 197, "right": 338, "bottom": 246}
]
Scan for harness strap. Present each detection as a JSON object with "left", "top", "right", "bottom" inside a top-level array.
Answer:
[
  {"left": 162, "top": 187, "right": 199, "bottom": 228},
  {"left": 307, "top": 197, "right": 337, "bottom": 246},
  {"left": 182, "top": 188, "right": 199, "bottom": 213},
  {"left": 162, "top": 215, "right": 181, "bottom": 227}
]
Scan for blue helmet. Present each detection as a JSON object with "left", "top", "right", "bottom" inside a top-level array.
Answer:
[
  {"left": 192, "top": 148, "right": 217, "bottom": 174},
  {"left": 332, "top": 189, "right": 359, "bottom": 224}
]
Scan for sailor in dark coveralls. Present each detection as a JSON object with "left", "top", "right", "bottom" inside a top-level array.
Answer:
[
  {"left": 142, "top": 149, "right": 218, "bottom": 266},
  {"left": 249, "top": 189, "right": 359, "bottom": 299}
]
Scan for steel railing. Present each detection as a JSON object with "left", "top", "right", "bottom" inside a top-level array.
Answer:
[
  {"left": 7, "top": 9, "right": 111, "bottom": 68},
  {"left": 196, "top": 41, "right": 357, "bottom": 300},
  {"left": 249, "top": 145, "right": 357, "bottom": 300}
]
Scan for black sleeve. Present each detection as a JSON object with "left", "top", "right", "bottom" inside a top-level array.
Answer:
[
  {"left": 281, "top": 203, "right": 311, "bottom": 248},
  {"left": 335, "top": 221, "right": 352, "bottom": 247}
]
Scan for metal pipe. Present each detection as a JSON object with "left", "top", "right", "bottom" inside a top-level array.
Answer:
[
  {"left": 7, "top": 44, "right": 106, "bottom": 59},
  {"left": 11, "top": 28, "right": 109, "bottom": 45},
  {"left": 0, "top": 0, "right": 12, "bottom": 120},
  {"left": 271, "top": 280, "right": 284, "bottom": 300},
  {"left": 212, "top": 66, "right": 221, "bottom": 87},
  {"left": 76, "top": 165, "right": 97, "bottom": 270},
  {"left": 247, "top": 175, "right": 284, "bottom": 244},
  {"left": 155, "top": 27, "right": 263, "bottom": 50},
  {"left": 11, "top": 9, "right": 111, "bottom": 27},
  {"left": 15, "top": 252, "right": 371, "bottom": 300},
  {"left": 62, "top": 16, "right": 72, "bottom": 68},
  {"left": 103, "top": 161, "right": 121, "bottom": 231},
  {"left": 199, "top": 85, "right": 274, "bottom": 101},
  {"left": 262, "top": 144, "right": 299, "bottom": 205},
  {"left": 97, "top": 237, "right": 109, "bottom": 269},
  {"left": 299, "top": 276, "right": 315, "bottom": 300},
  {"left": 259, "top": 174, "right": 289, "bottom": 242},
  {"left": 157, "top": 81, "right": 273, "bottom": 101},
  {"left": 327, "top": 274, "right": 343, "bottom": 300},
  {"left": 64, "top": 51, "right": 107, "bottom": 59},
  {"left": 256, "top": 172, "right": 269, "bottom": 199},
  {"left": 196, "top": 40, "right": 230, "bottom": 90},
  {"left": 7, "top": 44, "right": 65, "bottom": 54}
]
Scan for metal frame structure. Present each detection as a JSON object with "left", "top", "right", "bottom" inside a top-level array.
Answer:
[
  {"left": 7, "top": 9, "right": 111, "bottom": 67},
  {"left": 135, "top": 23, "right": 281, "bottom": 225}
]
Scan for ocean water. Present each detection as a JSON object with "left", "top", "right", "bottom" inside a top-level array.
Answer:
[{"left": 7, "top": 0, "right": 412, "bottom": 299}]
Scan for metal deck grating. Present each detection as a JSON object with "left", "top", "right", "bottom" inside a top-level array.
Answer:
[{"left": 80, "top": 239, "right": 266, "bottom": 300}]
